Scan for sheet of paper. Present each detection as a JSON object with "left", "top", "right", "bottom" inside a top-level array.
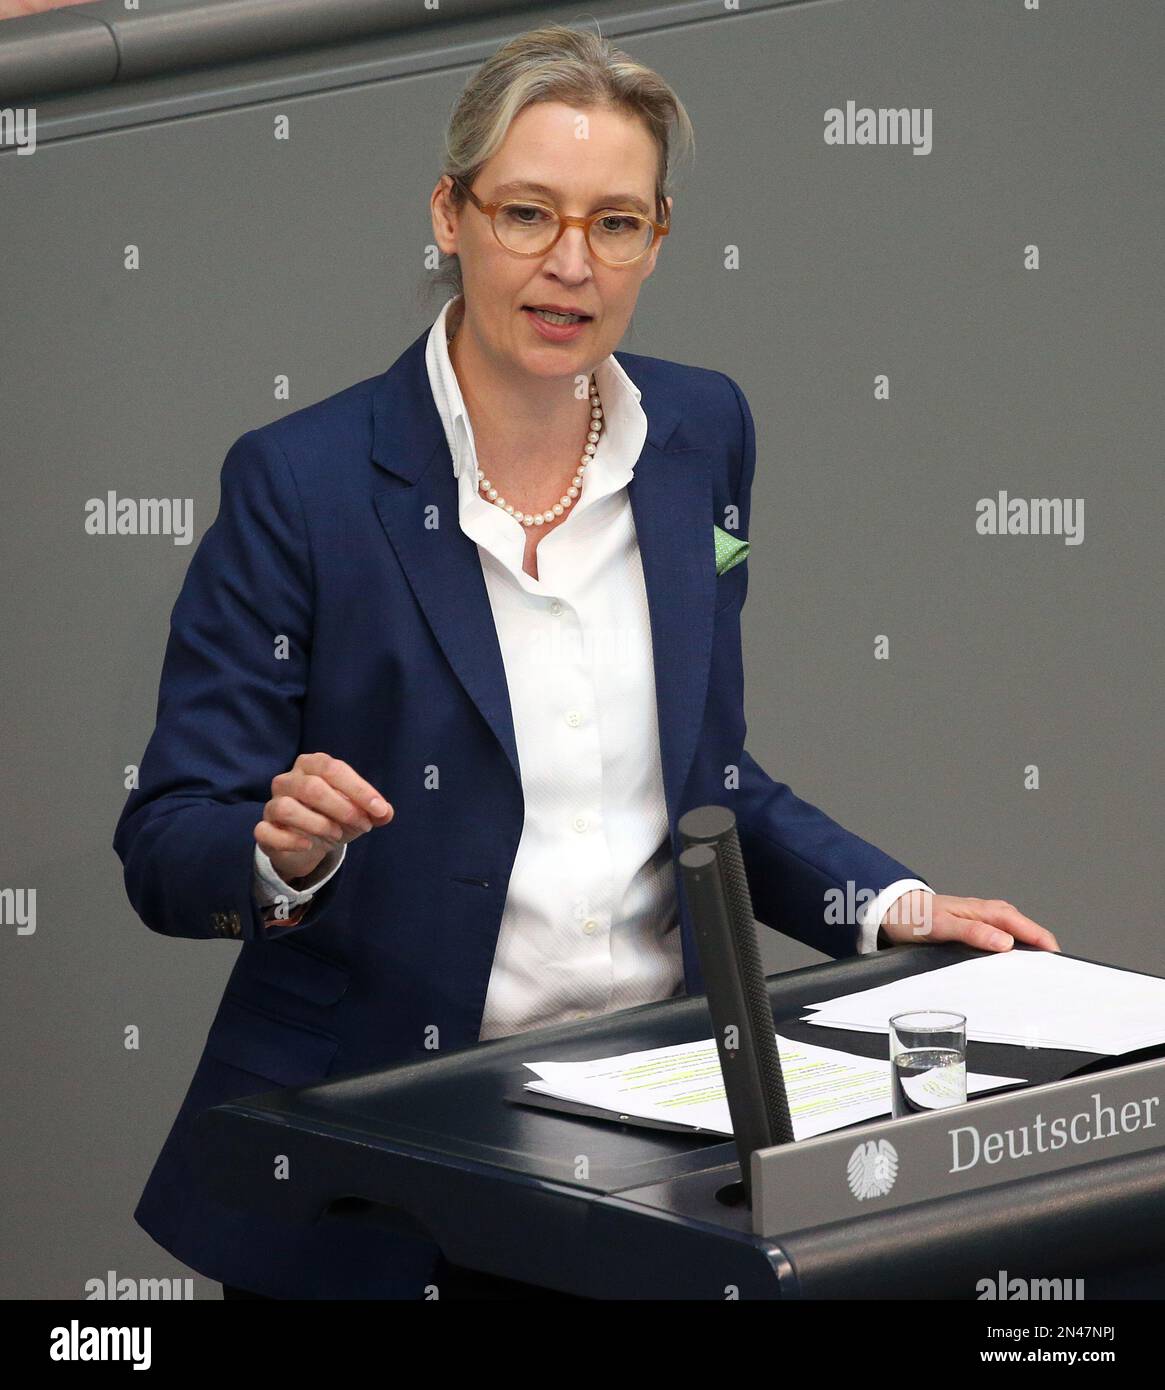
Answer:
[
  {"left": 801, "top": 950, "right": 1165, "bottom": 1056},
  {"left": 523, "top": 1034, "right": 1026, "bottom": 1141}
]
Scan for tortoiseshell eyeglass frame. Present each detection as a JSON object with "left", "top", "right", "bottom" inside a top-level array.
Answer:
[{"left": 447, "top": 173, "right": 670, "bottom": 268}]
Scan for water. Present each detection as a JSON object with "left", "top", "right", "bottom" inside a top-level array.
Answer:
[{"left": 891, "top": 1047, "right": 967, "bottom": 1117}]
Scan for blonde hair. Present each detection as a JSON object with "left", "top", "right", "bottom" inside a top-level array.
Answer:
[{"left": 424, "top": 20, "right": 694, "bottom": 308}]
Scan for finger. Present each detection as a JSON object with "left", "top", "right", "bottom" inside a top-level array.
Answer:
[
  {"left": 254, "top": 820, "right": 314, "bottom": 854},
  {"left": 324, "top": 759, "right": 395, "bottom": 822},
  {"left": 975, "top": 899, "right": 1057, "bottom": 951},
  {"left": 950, "top": 915, "right": 1014, "bottom": 952},
  {"left": 266, "top": 795, "right": 348, "bottom": 845},
  {"left": 289, "top": 774, "right": 374, "bottom": 836},
  {"left": 296, "top": 753, "right": 393, "bottom": 822}
]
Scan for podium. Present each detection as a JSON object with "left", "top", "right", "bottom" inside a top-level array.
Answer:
[{"left": 193, "top": 944, "right": 1165, "bottom": 1298}]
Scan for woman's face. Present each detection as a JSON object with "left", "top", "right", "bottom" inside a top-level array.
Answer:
[{"left": 431, "top": 100, "right": 671, "bottom": 382}]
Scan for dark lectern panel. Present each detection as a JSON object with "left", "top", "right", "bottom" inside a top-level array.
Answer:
[{"left": 230, "top": 945, "right": 1118, "bottom": 1195}]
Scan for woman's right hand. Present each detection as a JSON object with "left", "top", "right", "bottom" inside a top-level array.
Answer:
[{"left": 254, "top": 752, "right": 394, "bottom": 884}]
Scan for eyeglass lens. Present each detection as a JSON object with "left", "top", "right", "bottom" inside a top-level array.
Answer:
[{"left": 494, "top": 202, "right": 654, "bottom": 263}]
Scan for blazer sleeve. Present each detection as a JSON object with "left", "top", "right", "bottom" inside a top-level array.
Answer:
[
  {"left": 719, "top": 374, "right": 929, "bottom": 958},
  {"left": 112, "top": 428, "right": 341, "bottom": 944}
]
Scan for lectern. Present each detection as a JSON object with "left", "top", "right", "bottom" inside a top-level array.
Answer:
[{"left": 194, "top": 941, "right": 1165, "bottom": 1298}]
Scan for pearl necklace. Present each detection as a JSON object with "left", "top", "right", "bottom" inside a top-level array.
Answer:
[{"left": 475, "top": 376, "right": 604, "bottom": 527}]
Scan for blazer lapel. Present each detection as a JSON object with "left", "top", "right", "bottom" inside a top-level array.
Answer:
[
  {"left": 628, "top": 441, "right": 715, "bottom": 832},
  {"left": 369, "top": 329, "right": 521, "bottom": 786},
  {"left": 368, "top": 330, "right": 717, "bottom": 830}
]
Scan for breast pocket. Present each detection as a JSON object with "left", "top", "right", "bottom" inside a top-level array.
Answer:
[{"left": 714, "top": 560, "right": 748, "bottom": 614}]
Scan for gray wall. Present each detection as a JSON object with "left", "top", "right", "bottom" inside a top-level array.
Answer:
[{"left": 2, "top": 0, "right": 1161, "bottom": 1297}]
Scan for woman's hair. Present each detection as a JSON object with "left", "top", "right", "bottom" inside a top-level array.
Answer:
[{"left": 421, "top": 20, "right": 694, "bottom": 312}]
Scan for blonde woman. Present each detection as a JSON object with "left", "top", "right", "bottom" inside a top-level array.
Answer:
[{"left": 115, "top": 22, "right": 1058, "bottom": 1301}]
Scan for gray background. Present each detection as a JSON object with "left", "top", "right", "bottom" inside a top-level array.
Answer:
[{"left": 2, "top": 0, "right": 1161, "bottom": 1297}]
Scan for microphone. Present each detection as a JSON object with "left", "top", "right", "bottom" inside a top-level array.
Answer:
[{"left": 679, "top": 805, "right": 794, "bottom": 1203}]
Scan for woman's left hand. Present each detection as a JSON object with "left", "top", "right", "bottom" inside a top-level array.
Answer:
[{"left": 880, "top": 891, "right": 1060, "bottom": 953}]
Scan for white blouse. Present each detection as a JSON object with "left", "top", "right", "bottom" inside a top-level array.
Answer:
[{"left": 253, "top": 297, "right": 927, "bottom": 1037}]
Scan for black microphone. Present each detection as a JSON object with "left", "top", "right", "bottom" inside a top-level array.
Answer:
[{"left": 678, "top": 805, "right": 794, "bottom": 1203}]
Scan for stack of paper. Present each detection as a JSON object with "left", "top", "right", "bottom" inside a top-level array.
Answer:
[
  {"left": 802, "top": 951, "right": 1165, "bottom": 1055},
  {"left": 523, "top": 1034, "right": 1026, "bottom": 1142}
]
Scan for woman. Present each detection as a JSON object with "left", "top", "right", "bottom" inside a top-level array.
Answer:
[{"left": 114, "top": 22, "right": 1058, "bottom": 1301}]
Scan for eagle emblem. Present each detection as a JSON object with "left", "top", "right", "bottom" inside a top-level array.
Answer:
[{"left": 846, "top": 1138, "right": 899, "bottom": 1200}]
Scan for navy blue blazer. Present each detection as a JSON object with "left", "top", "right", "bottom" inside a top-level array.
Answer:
[{"left": 113, "top": 324, "right": 924, "bottom": 1297}]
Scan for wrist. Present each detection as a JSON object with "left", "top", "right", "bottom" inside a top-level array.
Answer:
[{"left": 270, "top": 854, "right": 324, "bottom": 886}]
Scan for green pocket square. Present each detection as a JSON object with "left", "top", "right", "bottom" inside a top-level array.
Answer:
[{"left": 713, "top": 523, "right": 751, "bottom": 576}]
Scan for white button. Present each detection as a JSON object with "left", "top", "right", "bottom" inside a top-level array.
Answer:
[
  {"left": 573, "top": 1011, "right": 589, "bottom": 1021},
  {"left": 582, "top": 919, "right": 599, "bottom": 935},
  {"left": 572, "top": 815, "right": 588, "bottom": 832},
  {"left": 549, "top": 600, "right": 564, "bottom": 616},
  {"left": 565, "top": 710, "right": 582, "bottom": 727}
]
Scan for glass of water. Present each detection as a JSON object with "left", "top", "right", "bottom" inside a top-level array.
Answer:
[{"left": 889, "top": 1011, "right": 967, "bottom": 1118}]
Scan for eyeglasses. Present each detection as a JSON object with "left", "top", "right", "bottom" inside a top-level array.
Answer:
[{"left": 448, "top": 173, "right": 670, "bottom": 267}]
